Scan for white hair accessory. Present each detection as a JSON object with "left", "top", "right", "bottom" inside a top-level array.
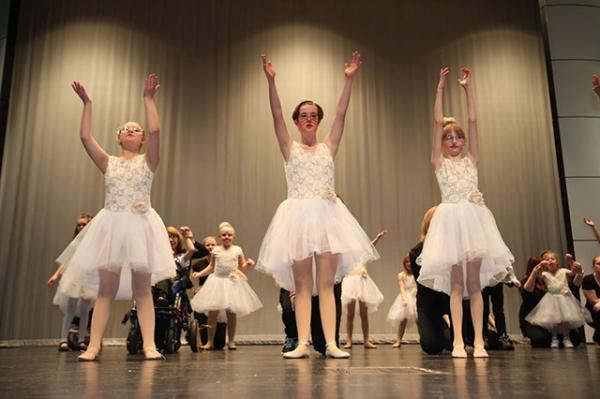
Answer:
[{"left": 442, "top": 117, "right": 457, "bottom": 127}]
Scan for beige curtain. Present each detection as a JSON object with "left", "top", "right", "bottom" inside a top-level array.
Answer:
[{"left": 0, "top": 0, "right": 566, "bottom": 340}]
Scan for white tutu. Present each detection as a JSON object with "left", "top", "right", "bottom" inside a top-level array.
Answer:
[
  {"left": 417, "top": 201, "right": 512, "bottom": 297},
  {"left": 341, "top": 273, "right": 384, "bottom": 313},
  {"left": 525, "top": 292, "right": 591, "bottom": 330},
  {"left": 256, "top": 197, "right": 379, "bottom": 292},
  {"left": 387, "top": 293, "right": 417, "bottom": 326},
  {"left": 52, "top": 289, "right": 94, "bottom": 315},
  {"left": 190, "top": 273, "right": 263, "bottom": 317},
  {"left": 56, "top": 208, "right": 176, "bottom": 300}
]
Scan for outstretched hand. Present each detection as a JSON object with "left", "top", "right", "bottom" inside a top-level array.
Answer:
[
  {"left": 144, "top": 73, "right": 160, "bottom": 98},
  {"left": 592, "top": 74, "right": 600, "bottom": 97},
  {"left": 458, "top": 67, "right": 471, "bottom": 88},
  {"left": 71, "top": 81, "right": 91, "bottom": 104},
  {"left": 438, "top": 67, "right": 449, "bottom": 90},
  {"left": 244, "top": 258, "right": 255, "bottom": 268},
  {"left": 261, "top": 54, "right": 276, "bottom": 81},
  {"left": 47, "top": 274, "right": 59, "bottom": 287},
  {"left": 376, "top": 229, "right": 388, "bottom": 239},
  {"left": 344, "top": 51, "right": 362, "bottom": 79},
  {"left": 565, "top": 253, "right": 582, "bottom": 274},
  {"left": 584, "top": 218, "right": 595, "bottom": 228}
]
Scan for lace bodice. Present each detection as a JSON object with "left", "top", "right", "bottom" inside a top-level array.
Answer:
[
  {"left": 104, "top": 155, "right": 153, "bottom": 212},
  {"left": 285, "top": 142, "right": 336, "bottom": 201},
  {"left": 212, "top": 245, "right": 242, "bottom": 277},
  {"left": 435, "top": 157, "right": 484, "bottom": 205},
  {"left": 542, "top": 269, "right": 571, "bottom": 295},
  {"left": 399, "top": 271, "right": 417, "bottom": 295}
]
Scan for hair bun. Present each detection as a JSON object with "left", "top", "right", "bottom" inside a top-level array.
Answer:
[{"left": 442, "top": 116, "right": 457, "bottom": 127}]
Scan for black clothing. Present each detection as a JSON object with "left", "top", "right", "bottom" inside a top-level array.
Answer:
[
  {"left": 582, "top": 274, "right": 600, "bottom": 344},
  {"left": 483, "top": 284, "right": 507, "bottom": 336}
]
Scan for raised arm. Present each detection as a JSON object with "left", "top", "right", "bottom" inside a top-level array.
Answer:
[
  {"left": 72, "top": 82, "right": 109, "bottom": 173},
  {"left": 370, "top": 229, "right": 388, "bottom": 247},
  {"left": 565, "top": 254, "right": 583, "bottom": 287},
  {"left": 593, "top": 74, "right": 600, "bottom": 99},
  {"left": 459, "top": 67, "right": 479, "bottom": 164},
  {"left": 324, "top": 51, "right": 362, "bottom": 159},
  {"left": 584, "top": 218, "right": 600, "bottom": 244},
  {"left": 522, "top": 261, "right": 545, "bottom": 293},
  {"left": 143, "top": 74, "right": 161, "bottom": 172},
  {"left": 431, "top": 68, "right": 449, "bottom": 169},
  {"left": 180, "top": 235, "right": 198, "bottom": 264},
  {"left": 261, "top": 54, "right": 292, "bottom": 160}
]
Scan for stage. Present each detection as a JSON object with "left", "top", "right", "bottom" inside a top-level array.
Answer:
[{"left": 1, "top": 344, "right": 598, "bottom": 398}]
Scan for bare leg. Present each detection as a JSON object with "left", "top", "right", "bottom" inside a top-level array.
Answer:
[
  {"left": 393, "top": 319, "right": 408, "bottom": 348},
  {"left": 450, "top": 264, "right": 467, "bottom": 358},
  {"left": 344, "top": 301, "right": 356, "bottom": 348},
  {"left": 359, "top": 301, "right": 375, "bottom": 348},
  {"left": 283, "top": 257, "right": 313, "bottom": 358},
  {"left": 79, "top": 269, "right": 120, "bottom": 360},
  {"left": 204, "top": 310, "right": 219, "bottom": 350},
  {"left": 132, "top": 270, "right": 162, "bottom": 359},
  {"left": 227, "top": 311, "right": 237, "bottom": 349},
  {"left": 466, "top": 260, "right": 487, "bottom": 358},
  {"left": 316, "top": 252, "right": 348, "bottom": 358}
]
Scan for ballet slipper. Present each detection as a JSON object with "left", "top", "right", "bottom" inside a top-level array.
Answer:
[
  {"left": 283, "top": 342, "right": 310, "bottom": 359},
  {"left": 143, "top": 347, "right": 165, "bottom": 361},
  {"left": 227, "top": 342, "right": 237, "bottom": 350},
  {"left": 202, "top": 344, "right": 214, "bottom": 351},
  {"left": 325, "top": 343, "right": 350, "bottom": 359},
  {"left": 78, "top": 346, "right": 101, "bottom": 362},
  {"left": 392, "top": 341, "right": 401, "bottom": 348},
  {"left": 342, "top": 342, "right": 352, "bottom": 349},
  {"left": 364, "top": 341, "right": 377, "bottom": 349},
  {"left": 451, "top": 344, "right": 467, "bottom": 358},
  {"left": 473, "top": 345, "right": 488, "bottom": 358}
]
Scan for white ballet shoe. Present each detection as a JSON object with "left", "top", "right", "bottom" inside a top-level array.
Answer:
[
  {"left": 325, "top": 343, "right": 350, "bottom": 359},
  {"left": 451, "top": 344, "right": 467, "bottom": 358},
  {"left": 473, "top": 345, "right": 489, "bottom": 358},
  {"left": 283, "top": 342, "right": 310, "bottom": 359}
]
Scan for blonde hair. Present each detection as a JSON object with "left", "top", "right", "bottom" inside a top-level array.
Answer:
[
  {"left": 419, "top": 206, "right": 438, "bottom": 242},
  {"left": 218, "top": 222, "right": 235, "bottom": 234},
  {"left": 202, "top": 236, "right": 217, "bottom": 246}
]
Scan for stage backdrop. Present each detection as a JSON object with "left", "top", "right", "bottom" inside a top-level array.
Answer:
[{"left": 0, "top": 0, "right": 567, "bottom": 341}]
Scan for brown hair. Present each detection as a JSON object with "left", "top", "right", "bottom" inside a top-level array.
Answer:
[
  {"left": 442, "top": 119, "right": 466, "bottom": 140},
  {"left": 419, "top": 206, "right": 437, "bottom": 242},
  {"left": 292, "top": 100, "right": 324, "bottom": 122},
  {"left": 72, "top": 213, "right": 93, "bottom": 238},
  {"left": 402, "top": 255, "right": 412, "bottom": 275}
]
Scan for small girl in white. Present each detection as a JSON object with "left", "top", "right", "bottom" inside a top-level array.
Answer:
[
  {"left": 341, "top": 230, "right": 387, "bottom": 349},
  {"left": 387, "top": 255, "right": 417, "bottom": 348},
  {"left": 525, "top": 251, "right": 590, "bottom": 348},
  {"left": 190, "top": 222, "right": 263, "bottom": 350}
]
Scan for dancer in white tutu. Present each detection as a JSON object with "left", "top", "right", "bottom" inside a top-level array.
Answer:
[
  {"left": 525, "top": 251, "right": 590, "bottom": 348},
  {"left": 387, "top": 255, "right": 417, "bottom": 348},
  {"left": 417, "top": 67, "right": 512, "bottom": 358},
  {"left": 342, "top": 229, "right": 387, "bottom": 349},
  {"left": 48, "top": 214, "right": 94, "bottom": 352},
  {"left": 257, "top": 52, "right": 378, "bottom": 359},
  {"left": 190, "top": 222, "right": 262, "bottom": 350},
  {"left": 58, "top": 75, "right": 175, "bottom": 361}
]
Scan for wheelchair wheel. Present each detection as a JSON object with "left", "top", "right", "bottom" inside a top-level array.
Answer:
[
  {"left": 67, "top": 330, "right": 79, "bottom": 351},
  {"left": 165, "top": 328, "right": 176, "bottom": 354},
  {"left": 188, "top": 320, "right": 200, "bottom": 352},
  {"left": 126, "top": 327, "right": 141, "bottom": 355}
]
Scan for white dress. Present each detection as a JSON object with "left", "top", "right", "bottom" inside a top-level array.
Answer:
[
  {"left": 387, "top": 271, "right": 417, "bottom": 326},
  {"left": 341, "top": 264, "right": 384, "bottom": 313},
  {"left": 56, "top": 155, "right": 176, "bottom": 299},
  {"left": 525, "top": 269, "right": 591, "bottom": 330},
  {"left": 256, "top": 141, "right": 379, "bottom": 292},
  {"left": 190, "top": 245, "right": 263, "bottom": 317},
  {"left": 417, "top": 157, "right": 512, "bottom": 297}
]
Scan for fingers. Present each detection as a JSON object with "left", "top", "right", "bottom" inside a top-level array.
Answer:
[
  {"left": 565, "top": 253, "right": 574, "bottom": 266},
  {"left": 440, "top": 67, "right": 450, "bottom": 77}
]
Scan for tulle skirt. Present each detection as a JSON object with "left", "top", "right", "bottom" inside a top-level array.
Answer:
[
  {"left": 341, "top": 274, "right": 384, "bottom": 313},
  {"left": 190, "top": 274, "right": 263, "bottom": 317},
  {"left": 417, "top": 201, "right": 512, "bottom": 297},
  {"left": 56, "top": 208, "right": 176, "bottom": 300},
  {"left": 256, "top": 197, "right": 379, "bottom": 292},
  {"left": 387, "top": 293, "right": 417, "bottom": 326},
  {"left": 52, "top": 284, "right": 94, "bottom": 315},
  {"left": 525, "top": 292, "right": 592, "bottom": 330}
]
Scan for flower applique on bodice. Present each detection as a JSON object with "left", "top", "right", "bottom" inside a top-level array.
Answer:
[
  {"left": 104, "top": 155, "right": 153, "bottom": 212},
  {"left": 435, "top": 157, "right": 484, "bottom": 205},
  {"left": 213, "top": 246, "right": 241, "bottom": 277},
  {"left": 542, "top": 269, "right": 570, "bottom": 295},
  {"left": 285, "top": 142, "right": 336, "bottom": 202}
]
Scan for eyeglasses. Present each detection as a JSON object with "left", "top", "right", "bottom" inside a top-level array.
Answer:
[
  {"left": 443, "top": 134, "right": 465, "bottom": 141},
  {"left": 298, "top": 114, "right": 319, "bottom": 122},
  {"left": 117, "top": 126, "right": 145, "bottom": 134}
]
